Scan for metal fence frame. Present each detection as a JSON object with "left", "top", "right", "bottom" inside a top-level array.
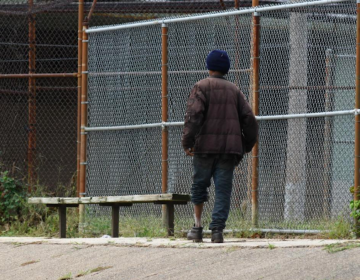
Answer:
[{"left": 80, "top": 0, "right": 360, "bottom": 232}]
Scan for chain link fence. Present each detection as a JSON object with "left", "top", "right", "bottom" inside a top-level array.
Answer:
[
  {"left": 86, "top": 0, "right": 356, "bottom": 231},
  {"left": 0, "top": 0, "right": 78, "bottom": 191},
  {"left": 0, "top": 0, "right": 357, "bottom": 231},
  {"left": 0, "top": 0, "right": 243, "bottom": 192}
]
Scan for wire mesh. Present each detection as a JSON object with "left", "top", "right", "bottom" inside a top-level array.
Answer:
[
  {"left": 87, "top": 25, "right": 162, "bottom": 127},
  {"left": 86, "top": 0, "right": 356, "bottom": 231},
  {"left": 86, "top": 24, "right": 163, "bottom": 215},
  {"left": 0, "top": 0, "right": 78, "bottom": 192},
  {"left": 0, "top": 0, "right": 357, "bottom": 231},
  {"left": 0, "top": 0, "right": 279, "bottom": 194},
  {"left": 35, "top": 78, "right": 78, "bottom": 190},
  {"left": 0, "top": 79, "right": 28, "bottom": 178},
  {"left": 165, "top": 13, "right": 253, "bottom": 230},
  {"left": 256, "top": 2, "right": 355, "bottom": 228}
]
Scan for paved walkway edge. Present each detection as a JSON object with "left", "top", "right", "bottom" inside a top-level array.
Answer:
[{"left": 0, "top": 237, "right": 357, "bottom": 248}]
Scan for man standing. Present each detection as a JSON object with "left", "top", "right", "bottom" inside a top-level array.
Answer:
[{"left": 182, "top": 50, "right": 258, "bottom": 243}]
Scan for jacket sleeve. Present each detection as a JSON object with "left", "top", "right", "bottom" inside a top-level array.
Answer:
[
  {"left": 238, "top": 91, "right": 258, "bottom": 153},
  {"left": 181, "top": 84, "right": 207, "bottom": 150}
]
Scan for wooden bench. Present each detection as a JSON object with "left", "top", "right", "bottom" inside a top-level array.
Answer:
[{"left": 28, "top": 193, "right": 190, "bottom": 238}]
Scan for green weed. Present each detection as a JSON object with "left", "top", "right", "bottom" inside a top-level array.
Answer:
[
  {"left": 75, "top": 270, "right": 90, "bottom": 277},
  {"left": 324, "top": 242, "right": 360, "bottom": 254},
  {"left": 326, "top": 217, "right": 353, "bottom": 239},
  {"left": 224, "top": 246, "right": 238, "bottom": 253},
  {"left": 0, "top": 171, "right": 26, "bottom": 224},
  {"left": 58, "top": 272, "right": 72, "bottom": 280},
  {"left": 90, "top": 266, "right": 113, "bottom": 273},
  {"left": 0, "top": 172, "right": 357, "bottom": 239}
]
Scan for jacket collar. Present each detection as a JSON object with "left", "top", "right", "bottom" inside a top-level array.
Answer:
[{"left": 209, "top": 74, "right": 226, "bottom": 80}]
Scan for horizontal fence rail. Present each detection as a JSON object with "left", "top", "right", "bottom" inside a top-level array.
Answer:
[
  {"left": 85, "top": 0, "right": 357, "bottom": 232},
  {"left": 84, "top": 110, "right": 360, "bottom": 132},
  {"left": 86, "top": 0, "right": 350, "bottom": 33}
]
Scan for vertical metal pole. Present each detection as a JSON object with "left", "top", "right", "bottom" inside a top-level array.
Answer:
[
  {"left": 27, "top": 0, "right": 36, "bottom": 189},
  {"left": 284, "top": 3, "right": 308, "bottom": 222},
  {"left": 234, "top": 11, "right": 242, "bottom": 88},
  {"left": 354, "top": 0, "right": 360, "bottom": 236},
  {"left": 166, "top": 203, "right": 174, "bottom": 236},
  {"left": 234, "top": 1, "right": 246, "bottom": 213},
  {"left": 77, "top": 0, "right": 84, "bottom": 197},
  {"left": 59, "top": 206, "right": 67, "bottom": 238},
  {"left": 79, "top": 25, "right": 89, "bottom": 226},
  {"left": 251, "top": 6, "right": 260, "bottom": 227},
  {"left": 161, "top": 23, "right": 169, "bottom": 229},
  {"left": 235, "top": 0, "right": 240, "bottom": 9},
  {"left": 111, "top": 205, "right": 120, "bottom": 238},
  {"left": 161, "top": 23, "right": 169, "bottom": 194},
  {"left": 323, "top": 49, "right": 333, "bottom": 219}
]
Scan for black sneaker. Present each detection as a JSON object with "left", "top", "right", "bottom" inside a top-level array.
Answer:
[
  {"left": 211, "top": 228, "right": 224, "bottom": 243},
  {"left": 187, "top": 226, "right": 203, "bottom": 243}
]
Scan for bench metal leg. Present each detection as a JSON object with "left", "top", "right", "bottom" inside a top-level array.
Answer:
[
  {"left": 100, "top": 203, "right": 132, "bottom": 238},
  {"left": 59, "top": 206, "right": 66, "bottom": 238},
  {"left": 112, "top": 205, "right": 120, "bottom": 238},
  {"left": 166, "top": 203, "right": 174, "bottom": 236}
]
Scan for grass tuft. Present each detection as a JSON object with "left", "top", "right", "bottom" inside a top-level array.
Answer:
[
  {"left": 224, "top": 246, "right": 238, "bottom": 253},
  {"left": 75, "top": 270, "right": 90, "bottom": 278},
  {"left": 58, "top": 272, "right": 72, "bottom": 280},
  {"left": 75, "top": 266, "right": 113, "bottom": 278},
  {"left": 324, "top": 242, "right": 360, "bottom": 254},
  {"left": 90, "top": 266, "right": 113, "bottom": 273}
]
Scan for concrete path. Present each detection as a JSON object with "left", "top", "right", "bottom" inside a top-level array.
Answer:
[{"left": 1, "top": 237, "right": 360, "bottom": 280}]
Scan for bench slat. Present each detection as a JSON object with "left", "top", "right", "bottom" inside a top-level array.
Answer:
[{"left": 28, "top": 193, "right": 190, "bottom": 205}]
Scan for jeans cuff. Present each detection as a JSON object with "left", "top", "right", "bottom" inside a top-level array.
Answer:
[{"left": 191, "top": 195, "right": 208, "bottom": 205}]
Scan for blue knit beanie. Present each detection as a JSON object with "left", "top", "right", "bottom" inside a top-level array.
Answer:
[{"left": 206, "top": 50, "right": 230, "bottom": 74}]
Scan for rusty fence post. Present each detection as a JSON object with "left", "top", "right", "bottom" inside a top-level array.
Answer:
[
  {"left": 354, "top": 0, "right": 360, "bottom": 237},
  {"left": 251, "top": 9, "right": 260, "bottom": 227},
  {"left": 79, "top": 24, "right": 89, "bottom": 228},
  {"left": 27, "top": 0, "right": 36, "bottom": 189},
  {"left": 161, "top": 23, "right": 171, "bottom": 234},
  {"left": 77, "top": 0, "right": 84, "bottom": 197}
]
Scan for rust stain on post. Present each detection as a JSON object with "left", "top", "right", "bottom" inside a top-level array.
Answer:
[
  {"left": 162, "top": 24, "right": 169, "bottom": 194},
  {"left": 251, "top": 10, "right": 260, "bottom": 227},
  {"left": 80, "top": 26, "right": 88, "bottom": 199},
  {"left": 86, "top": 0, "right": 98, "bottom": 23},
  {"left": 354, "top": 1, "right": 360, "bottom": 236},
  {"left": 79, "top": 24, "right": 89, "bottom": 226},
  {"left": 27, "top": 0, "right": 36, "bottom": 189},
  {"left": 77, "top": 0, "right": 84, "bottom": 197}
]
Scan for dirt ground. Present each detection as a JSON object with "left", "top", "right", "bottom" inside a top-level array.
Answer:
[{"left": 1, "top": 237, "right": 360, "bottom": 280}]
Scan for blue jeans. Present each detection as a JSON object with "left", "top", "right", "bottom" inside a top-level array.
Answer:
[{"left": 191, "top": 155, "right": 236, "bottom": 230}]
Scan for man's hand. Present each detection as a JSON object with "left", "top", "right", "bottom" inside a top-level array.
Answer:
[{"left": 185, "top": 147, "right": 195, "bottom": 157}]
